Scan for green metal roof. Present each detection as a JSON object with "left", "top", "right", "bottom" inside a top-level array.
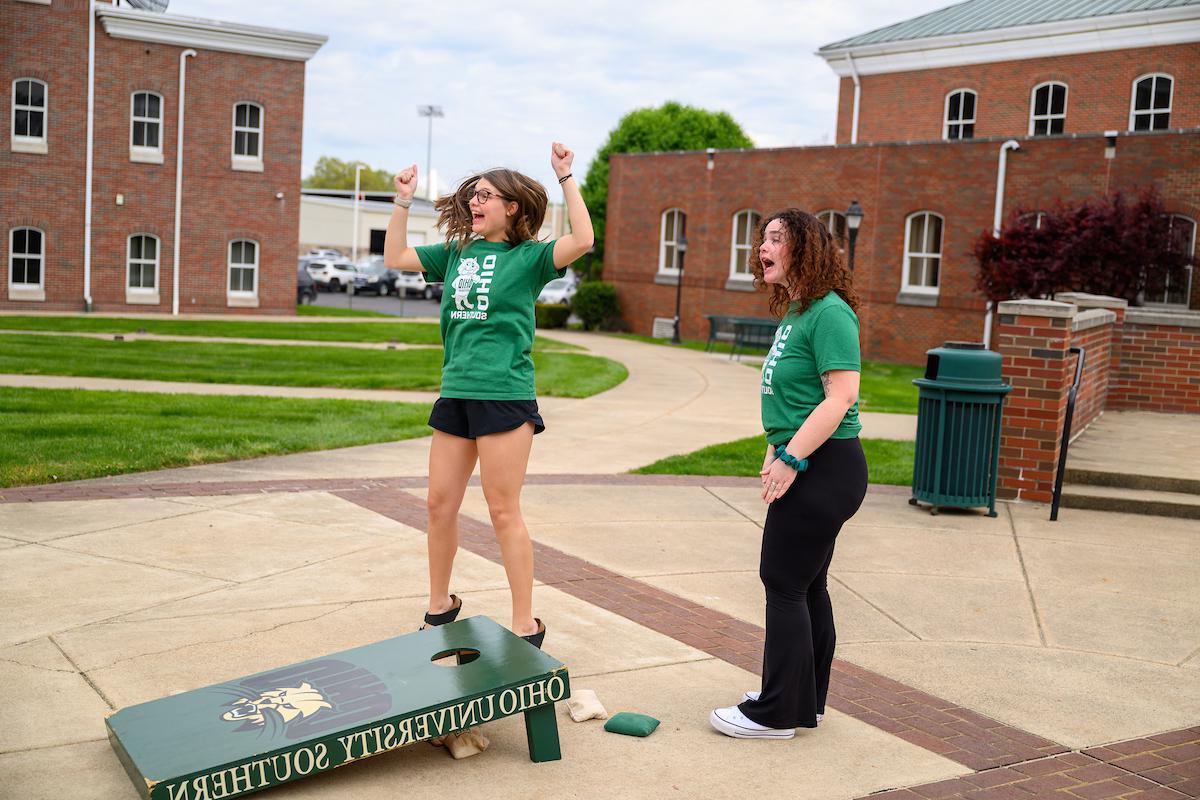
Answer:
[{"left": 820, "top": 0, "right": 1200, "bottom": 51}]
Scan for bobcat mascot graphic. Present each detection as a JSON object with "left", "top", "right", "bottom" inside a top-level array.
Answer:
[
  {"left": 221, "top": 682, "right": 332, "bottom": 729},
  {"left": 453, "top": 258, "right": 482, "bottom": 310}
]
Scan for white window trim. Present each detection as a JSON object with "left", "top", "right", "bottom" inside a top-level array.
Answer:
[
  {"left": 129, "top": 91, "right": 164, "bottom": 164},
  {"left": 1029, "top": 81, "right": 1068, "bottom": 136},
  {"left": 231, "top": 101, "right": 264, "bottom": 171},
  {"left": 943, "top": 88, "right": 976, "bottom": 140},
  {"left": 15, "top": 0, "right": 53, "bottom": 5},
  {"left": 8, "top": 226, "right": 46, "bottom": 301},
  {"left": 1128, "top": 72, "right": 1173, "bottom": 132},
  {"left": 658, "top": 208, "right": 685, "bottom": 275},
  {"left": 901, "top": 211, "right": 943, "bottom": 295},
  {"left": 126, "top": 234, "right": 161, "bottom": 304},
  {"left": 816, "top": 209, "right": 848, "bottom": 251},
  {"left": 728, "top": 209, "right": 758, "bottom": 280},
  {"left": 227, "top": 239, "right": 260, "bottom": 307},
  {"left": 11, "top": 78, "right": 48, "bottom": 154}
]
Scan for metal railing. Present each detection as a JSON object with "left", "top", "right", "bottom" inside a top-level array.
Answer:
[{"left": 1050, "top": 346, "right": 1086, "bottom": 522}]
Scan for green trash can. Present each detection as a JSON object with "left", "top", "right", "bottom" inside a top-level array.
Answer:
[{"left": 909, "top": 342, "right": 1011, "bottom": 517}]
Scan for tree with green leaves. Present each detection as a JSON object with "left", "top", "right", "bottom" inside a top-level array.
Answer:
[
  {"left": 579, "top": 102, "right": 754, "bottom": 278},
  {"left": 302, "top": 156, "right": 394, "bottom": 191}
]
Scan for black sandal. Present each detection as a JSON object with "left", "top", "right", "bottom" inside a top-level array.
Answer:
[
  {"left": 419, "top": 595, "right": 462, "bottom": 630},
  {"left": 520, "top": 618, "right": 546, "bottom": 650}
]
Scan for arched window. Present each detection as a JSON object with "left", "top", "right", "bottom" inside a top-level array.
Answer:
[
  {"left": 12, "top": 78, "right": 47, "bottom": 153},
  {"left": 816, "top": 209, "right": 847, "bottom": 249},
  {"left": 1151, "top": 215, "right": 1195, "bottom": 306},
  {"left": 1019, "top": 211, "right": 1047, "bottom": 230},
  {"left": 729, "top": 210, "right": 760, "bottom": 279},
  {"left": 9, "top": 227, "right": 44, "bottom": 289},
  {"left": 943, "top": 89, "right": 976, "bottom": 140},
  {"left": 659, "top": 208, "right": 686, "bottom": 274},
  {"left": 232, "top": 102, "right": 263, "bottom": 168},
  {"left": 1030, "top": 82, "right": 1067, "bottom": 136},
  {"left": 1130, "top": 74, "right": 1173, "bottom": 131},
  {"left": 902, "top": 212, "right": 943, "bottom": 294},
  {"left": 228, "top": 239, "right": 258, "bottom": 294},
  {"left": 130, "top": 91, "right": 163, "bottom": 161},
  {"left": 127, "top": 234, "right": 159, "bottom": 291}
]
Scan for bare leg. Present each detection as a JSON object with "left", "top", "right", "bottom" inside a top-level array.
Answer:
[
  {"left": 426, "top": 430, "right": 478, "bottom": 616},
  {"left": 476, "top": 423, "right": 537, "bottom": 636}
]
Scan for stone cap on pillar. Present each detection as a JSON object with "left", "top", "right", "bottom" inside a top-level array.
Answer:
[
  {"left": 1053, "top": 292, "right": 1129, "bottom": 310},
  {"left": 997, "top": 299, "right": 1076, "bottom": 318}
]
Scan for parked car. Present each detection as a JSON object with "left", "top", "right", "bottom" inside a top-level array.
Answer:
[
  {"left": 296, "top": 263, "right": 317, "bottom": 305},
  {"left": 306, "top": 259, "right": 359, "bottom": 292},
  {"left": 352, "top": 261, "right": 398, "bottom": 296},
  {"left": 393, "top": 269, "right": 442, "bottom": 299},
  {"left": 538, "top": 276, "right": 577, "bottom": 305},
  {"left": 422, "top": 281, "right": 444, "bottom": 301},
  {"left": 305, "top": 248, "right": 344, "bottom": 259}
]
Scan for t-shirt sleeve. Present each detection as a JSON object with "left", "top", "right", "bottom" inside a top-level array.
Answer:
[
  {"left": 415, "top": 243, "right": 452, "bottom": 283},
  {"left": 535, "top": 240, "right": 565, "bottom": 286},
  {"left": 812, "top": 305, "right": 862, "bottom": 374}
]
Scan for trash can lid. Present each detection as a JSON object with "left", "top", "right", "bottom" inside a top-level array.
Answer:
[{"left": 914, "top": 342, "right": 1011, "bottom": 392}]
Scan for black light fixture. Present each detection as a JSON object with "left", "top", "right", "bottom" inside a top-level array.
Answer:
[
  {"left": 671, "top": 235, "right": 688, "bottom": 344},
  {"left": 845, "top": 200, "right": 864, "bottom": 272}
]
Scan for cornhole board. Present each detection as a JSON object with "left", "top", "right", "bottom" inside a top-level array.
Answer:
[{"left": 106, "top": 616, "right": 569, "bottom": 800}]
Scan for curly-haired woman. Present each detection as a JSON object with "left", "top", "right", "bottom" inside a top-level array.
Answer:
[
  {"left": 384, "top": 144, "right": 593, "bottom": 649},
  {"left": 710, "top": 209, "right": 868, "bottom": 739}
]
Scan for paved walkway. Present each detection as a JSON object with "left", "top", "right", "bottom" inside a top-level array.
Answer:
[{"left": 2, "top": 332, "right": 1196, "bottom": 800}]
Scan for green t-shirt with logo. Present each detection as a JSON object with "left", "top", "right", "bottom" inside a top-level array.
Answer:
[
  {"left": 760, "top": 291, "right": 862, "bottom": 445},
  {"left": 415, "top": 238, "right": 564, "bottom": 400}
]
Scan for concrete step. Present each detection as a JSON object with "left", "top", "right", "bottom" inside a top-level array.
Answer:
[
  {"left": 1060, "top": 483, "right": 1200, "bottom": 520},
  {"left": 1065, "top": 467, "right": 1200, "bottom": 495}
]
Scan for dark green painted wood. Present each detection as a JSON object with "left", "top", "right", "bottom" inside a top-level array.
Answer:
[{"left": 106, "top": 616, "right": 569, "bottom": 799}]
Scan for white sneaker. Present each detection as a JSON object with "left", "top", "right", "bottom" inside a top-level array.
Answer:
[
  {"left": 709, "top": 706, "right": 794, "bottom": 739},
  {"left": 742, "top": 692, "right": 822, "bottom": 722}
]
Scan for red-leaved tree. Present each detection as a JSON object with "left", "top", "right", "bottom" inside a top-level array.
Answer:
[{"left": 975, "top": 190, "right": 1191, "bottom": 304}]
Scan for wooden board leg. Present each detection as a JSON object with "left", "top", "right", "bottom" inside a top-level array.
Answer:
[{"left": 523, "top": 703, "right": 562, "bottom": 762}]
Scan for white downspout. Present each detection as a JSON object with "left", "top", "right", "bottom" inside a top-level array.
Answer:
[
  {"left": 846, "top": 53, "right": 861, "bottom": 145},
  {"left": 985, "top": 139, "right": 1020, "bottom": 348},
  {"left": 83, "top": 2, "right": 95, "bottom": 311},
  {"left": 172, "top": 49, "right": 197, "bottom": 315}
]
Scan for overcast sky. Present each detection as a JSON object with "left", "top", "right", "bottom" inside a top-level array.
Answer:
[{"left": 170, "top": 0, "right": 953, "bottom": 193}]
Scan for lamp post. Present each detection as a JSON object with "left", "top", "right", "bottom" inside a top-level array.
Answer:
[
  {"left": 671, "top": 235, "right": 688, "bottom": 344},
  {"left": 845, "top": 199, "right": 864, "bottom": 272},
  {"left": 417, "top": 105, "right": 443, "bottom": 199},
  {"left": 351, "top": 163, "right": 364, "bottom": 263}
]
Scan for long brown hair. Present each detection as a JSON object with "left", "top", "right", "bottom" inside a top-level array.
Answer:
[
  {"left": 750, "top": 208, "right": 861, "bottom": 317},
  {"left": 434, "top": 168, "right": 548, "bottom": 249}
]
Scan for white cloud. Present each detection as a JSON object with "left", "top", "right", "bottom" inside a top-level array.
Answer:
[{"left": 170, "top": 0, "right": 950, "bottom": 192}]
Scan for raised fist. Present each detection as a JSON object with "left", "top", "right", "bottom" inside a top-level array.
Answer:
[
  {"left": 393, "top": 164, "right": 418, "bottom": 201},
  {"left": 550, "top": 142, "right": 573, "bottom": 178}
]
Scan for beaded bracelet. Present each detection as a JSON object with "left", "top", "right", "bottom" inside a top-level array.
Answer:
[{"left": 774, "top": 445, "right": 809, "bottom": 473}]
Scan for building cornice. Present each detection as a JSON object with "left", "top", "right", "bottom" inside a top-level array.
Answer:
[
  {"left": 97, "top": 6, "right": 326, "bottom": 62},
  {"left": 818, "top": 6, "right": 1200, "bottom": 77}
]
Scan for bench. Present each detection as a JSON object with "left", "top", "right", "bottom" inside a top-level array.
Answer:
[
  {"left": 706, "top": 315, "right": 778, "bottom": 360},
  {"left": 107, "top": 616, "right": 569, "bottom": 799}
]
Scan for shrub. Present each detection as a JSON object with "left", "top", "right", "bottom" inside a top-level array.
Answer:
[
  {"left": 572, "top": 281, "right": 621, "bottom": 331},
  {"left": 534, "top": 303, "right": 571, "bottom": 329}
]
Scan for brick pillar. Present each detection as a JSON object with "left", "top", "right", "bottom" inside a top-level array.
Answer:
[{"left": 996, "top": 299, "right": 1077, "bottom": 504}]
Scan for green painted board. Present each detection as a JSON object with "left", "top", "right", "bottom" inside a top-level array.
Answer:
[{"left": 106, "top": 616, "right": 570, "bottom": 800}]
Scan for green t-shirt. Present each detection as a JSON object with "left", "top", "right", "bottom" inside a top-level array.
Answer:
[
  {"left": 760, "top": 291, "right": 862, "bottom": 445},
  {"left": 416, "top": 238, "right": 564, "bottom": 400}
]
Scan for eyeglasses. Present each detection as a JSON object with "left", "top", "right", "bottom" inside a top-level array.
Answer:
[{"left": 467, "top": 187, "right": 510, "bottom": 204}]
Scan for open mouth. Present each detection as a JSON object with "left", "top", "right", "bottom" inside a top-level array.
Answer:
[
  {"left": 761, "top": 257, "right": 775, "bottom": 270},
  {"left": 472, "top": 213, "right": 486, "bottom": 226}
]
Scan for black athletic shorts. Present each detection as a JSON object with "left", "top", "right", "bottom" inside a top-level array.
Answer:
[{"left": 428, "top": 397, "right": 546, "bottom": 439}]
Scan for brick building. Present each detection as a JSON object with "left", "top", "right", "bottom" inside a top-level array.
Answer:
[
  {"left": 2, "top": 0, "right": 325, "bottom": 314},
  {"left": 603, "top": 0, "right": 1200, "bottom": 363}
]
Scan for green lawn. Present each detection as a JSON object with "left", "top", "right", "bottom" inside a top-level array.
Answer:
[
  {"left": 0, "top": 387, "right": 434, "bottom": 487},
  {"left": 296, "top": 305, "right": 395, "bottom": 318},
  {"left": 633, "top": 435, "right": 914, "bottom": 487},
  {"left": 0, "top": 335, "right": 625, "bottom": 398},
  {"left": 0, "top": 315, "right": 578, "bottom": 351}
]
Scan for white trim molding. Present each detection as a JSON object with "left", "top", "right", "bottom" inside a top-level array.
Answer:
[
  {"left": 818, "top": 6, "right": 1200, "bottom": 77},
  {"left": 97, "top": 6, "right": 326, "bottom": 62}
]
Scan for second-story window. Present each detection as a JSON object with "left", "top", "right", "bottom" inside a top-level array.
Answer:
[
  {"left": 232, "top": 102, "right": 263, "bottom": 169},
  {"left": 944, "top": 89, "right": 976, "bottom": 140},
  {"left": 1130, "top": 74, "right": 1173, "bottom": 131},
  {"left": 12, "top": 78, "right": 47, "bottom": 153},
  {"left": 1030, "top": 82, "right": 1067, "bottom": 135},
  {"left": 130, "top": 91, "right": 163, "bottom": 162}
]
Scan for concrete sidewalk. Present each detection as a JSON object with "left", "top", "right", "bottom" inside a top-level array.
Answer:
[{"left": 2, "top": 332, "right": 1195, "bottom": 800}]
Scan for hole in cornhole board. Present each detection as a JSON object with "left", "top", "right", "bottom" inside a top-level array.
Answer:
[{"left": 431, "top": 647, "right": 481, "bottom": 667}]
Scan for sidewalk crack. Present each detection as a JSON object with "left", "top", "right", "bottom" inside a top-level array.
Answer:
[
  {"left": 1007, "top": 503, "right": 1047, "bottom": 646},
  {"left": 827, "top": 574, "right": 923, "bottom": 641},
  {"left": 49, "top": 636, "right": 115, "bottom": 710}
]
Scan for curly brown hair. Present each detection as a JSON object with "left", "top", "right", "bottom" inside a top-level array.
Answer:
[
  {"left": 750, "top": 208, "right": 861, "bottom": 317},
  {"left": 434, "top": 168, "right": 548, "bottom": 249}
]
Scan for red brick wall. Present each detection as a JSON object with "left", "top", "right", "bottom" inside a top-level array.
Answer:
[
  {"left": 2, "top": 2, "right": 306, "bottom": 315},
  {"left": 1109, "top": 317, "right": 1200, "bottom": 413},
  {"left": 606, "top": 131, "right": 1200, "bottom": 364},
  {"left": 1068, "top": 315, "right": 1116, "bottom": 433},
  {"left": 837, "top": 43, "right": 1200, "bottom": 145}
]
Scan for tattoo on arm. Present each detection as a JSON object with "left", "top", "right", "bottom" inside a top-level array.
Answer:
[{"left": 821, "top": 372, "right": 832, "bottom": 398}]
